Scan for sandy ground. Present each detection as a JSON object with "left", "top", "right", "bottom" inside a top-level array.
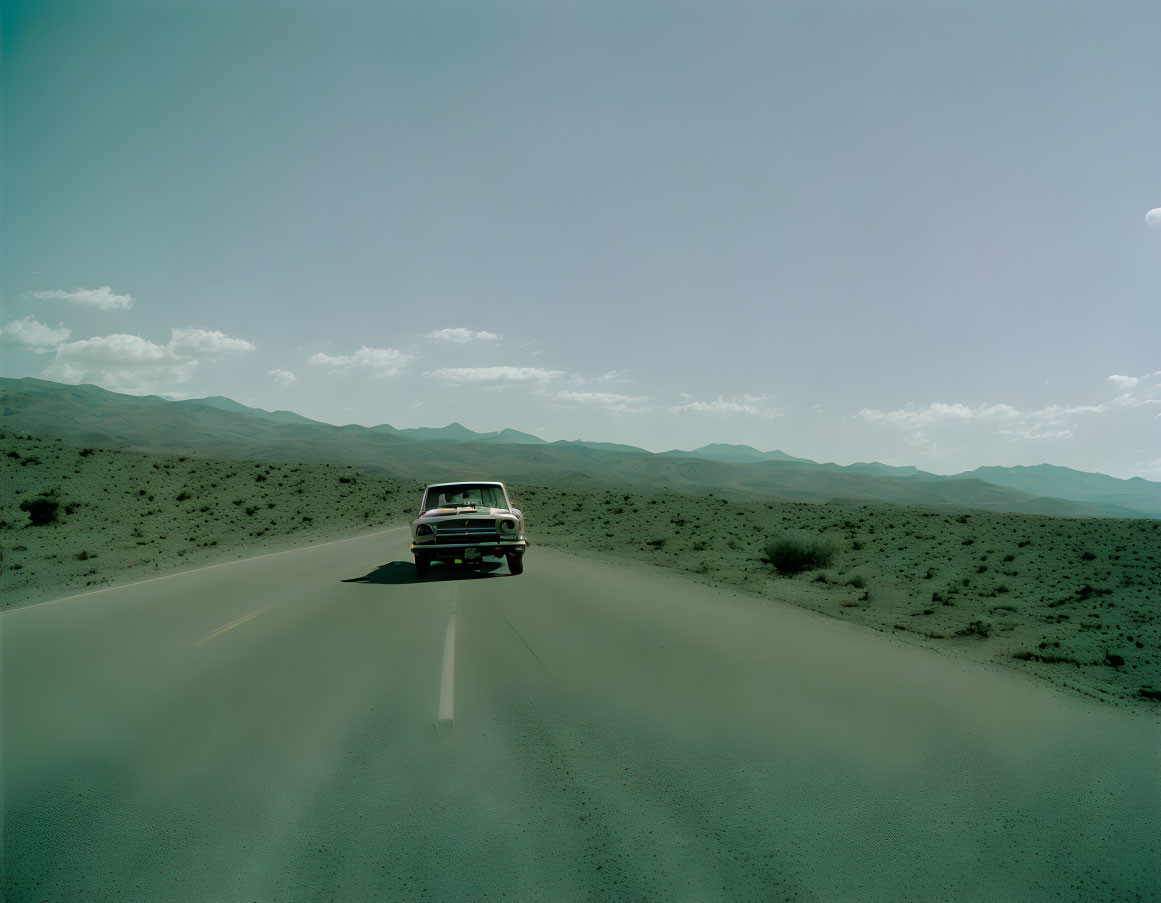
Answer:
[{"left": 4, "top": 432, "right": 1158, "bottom": 712}]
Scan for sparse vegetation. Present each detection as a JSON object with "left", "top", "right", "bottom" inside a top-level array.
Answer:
[
  {"left": 765, "top": 530, "right": 836, "bottom": 575},
  {"left": 19, "top": 495, "right": 61, "bottom": 526},
  {"left": 956, "top": 620, "right": 992, "bottom": 639}
]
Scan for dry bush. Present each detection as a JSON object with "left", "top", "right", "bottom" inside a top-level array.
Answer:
[{"left": 765, "top": 530, "right": 836, "bottom": 575}]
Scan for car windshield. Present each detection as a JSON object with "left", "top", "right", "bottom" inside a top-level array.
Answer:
[{"left": 425, "top": 484, "right": 507, "bottom": 510}]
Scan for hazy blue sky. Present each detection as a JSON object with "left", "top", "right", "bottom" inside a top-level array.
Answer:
[{"left": 3, "top": 0, "right": 1159, "bottom": 477}]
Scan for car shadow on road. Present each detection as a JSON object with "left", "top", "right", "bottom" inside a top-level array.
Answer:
[{"left": 342, "top": 560, "right": 507, "bottom": 585}]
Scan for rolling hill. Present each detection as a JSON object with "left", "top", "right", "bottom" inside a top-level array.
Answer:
[{"left": 1, "top": 377, "right": 1155, "bottom": 518}]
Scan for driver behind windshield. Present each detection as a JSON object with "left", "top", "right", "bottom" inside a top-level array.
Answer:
[{"left": 431, "top": 485, "right": 505, "bottom": 509}]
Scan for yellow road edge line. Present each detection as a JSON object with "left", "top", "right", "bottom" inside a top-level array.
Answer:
[{"left": 193, "top": 603, "right": 275, "bottom": 647}]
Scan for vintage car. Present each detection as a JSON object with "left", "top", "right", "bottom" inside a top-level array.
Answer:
[{"left": 410, "top": 481, "right": 527, "bottom": 577}]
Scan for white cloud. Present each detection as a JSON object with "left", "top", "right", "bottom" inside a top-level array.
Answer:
[
  {"left": 858, "top": 402, "right": 1021, "bottom": 428},
  {"left": 673, "top": 397, "right": 756, "bottom": 415},
  {"left": 1146, "top": 208, "right": 1161, "bottom": 228},
  {"left": 308, "top": 346, "right": 410, "bottom": 377},
  {"left": 1, "top": 316, "right": 71, "bottom": 351},
  {"left": 669, "top": 395, "right": 781, "bottom": 417},
  {"left": 859, "top": 371, "right": 1161, "bottom": 445},
  {"left": 31, "top": 286, "right": 134, "bottom": 310},
  {"left": 425, "top": 327, "right": 500, "bottom": 343},
  {"left": 42, "top": 327, "right": 255, "bottom": 394},
  {"left": 902, "top": 430, "right": 955, "bottom": 457},
  {"left": 564, "top": 368, "right": 636, "bottom": 387},
  {"left": 46, "top": 334, "right": 197, "bottom": 392},
  {"left": 424, "top": 366, "right": 564, "bottom": 386},
  {"left": 1138, "top": 457, "right": 1161, "bottom": 475},
  {"left": 549, "top": 389, "right": 652, "bottom": 413},
  {"left": 268, "top": 369, "right": 297, "bottom": 386},
  {"left": 170, "top": 327, "right": 255, "bottom": 356}
]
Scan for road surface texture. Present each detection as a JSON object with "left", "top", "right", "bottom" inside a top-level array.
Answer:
[{"left": 4, "top": 528, "right": 1158, "bottom": 901}]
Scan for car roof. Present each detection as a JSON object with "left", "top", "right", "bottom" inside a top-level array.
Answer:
[{"left": 425, "top": 481, "right": 505, "bottom": 489}]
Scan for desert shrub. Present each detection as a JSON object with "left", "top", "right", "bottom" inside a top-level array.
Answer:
[
  {"left": 957, "top": 620, "right": 992, "bottom": 639},
  {"left": 846, "top": 574, "right": 866, "bottom": 589},
  {"left": 1080, "top": 550, "right": 1096, "bottom": 561},
  {"left": 1015, "top": 650, "right": 1082, "bottom": 666},
  {"left": 176, "top": 490, "right": 192, "bottom": 502},
  {"left": 766, "top": 530, "right": 836, "bottom": 574},
  {"left": 19, "top": 496, "right": 60, "bottom": 526}
]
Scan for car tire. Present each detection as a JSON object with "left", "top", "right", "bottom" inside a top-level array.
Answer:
[
  {"left": 506, "top": 553, "right": 524, "bottom": 576},
  {"left": 414, "top": 555, "right": 430, "bottom": 578}
]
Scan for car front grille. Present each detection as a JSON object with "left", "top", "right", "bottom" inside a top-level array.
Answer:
[{"left": 433, "top": 523, "right": 502, "bottom": 544}]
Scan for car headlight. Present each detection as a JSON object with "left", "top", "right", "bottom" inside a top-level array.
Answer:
[
  {"left": 498, "top": 519, "right": 516, "bottom": 533},
  {"left": 415, "top": 524, "right": 434, "bottom": 539}
]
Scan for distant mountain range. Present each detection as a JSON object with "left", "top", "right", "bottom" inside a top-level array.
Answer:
[{"left": 2, "top": 377, "right": 1157, "bottom": 519}]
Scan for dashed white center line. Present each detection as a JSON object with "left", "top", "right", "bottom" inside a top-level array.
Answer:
[{"left": 437, "top": 601, "right": 457, "bottom": 728}]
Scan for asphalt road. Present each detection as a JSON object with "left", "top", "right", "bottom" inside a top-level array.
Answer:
[{"left": 3, "top": 528, "right": 1158, "bottom": 902}]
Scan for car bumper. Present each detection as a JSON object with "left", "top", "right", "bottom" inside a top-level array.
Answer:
[{"left": 411, "top": 540, "right": 527, "bottom": 558}]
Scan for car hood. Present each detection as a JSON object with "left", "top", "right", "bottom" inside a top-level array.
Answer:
[{"left": 416, "top": 507, "right": 513, "bottom": 520}]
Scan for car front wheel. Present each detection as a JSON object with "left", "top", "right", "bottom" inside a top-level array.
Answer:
[
  {"left": 506, "top": 553, "right": 524, "bottom": 576},
  {"left": 414, "top": 555, "right": 430, "bottom": 578}
]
